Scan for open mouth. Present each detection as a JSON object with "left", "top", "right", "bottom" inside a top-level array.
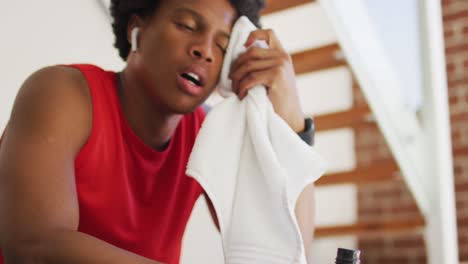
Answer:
[{"left": 181, "top": 72, "right": 202, "bottom": 87}]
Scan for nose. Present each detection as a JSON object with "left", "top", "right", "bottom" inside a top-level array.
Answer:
[{"left": 189, "top": 40, "right": 214, "bottom": 63}]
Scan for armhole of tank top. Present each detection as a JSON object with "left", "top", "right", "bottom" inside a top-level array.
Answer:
[
  {"left": 0, "top": 124, "right": 6, "bottom": 147},
  {"left": 191, "top": 106, "right": 207, "bottom": 197},
  {"left": 197, "top": 105, "right": 207, "bottom": 123},
  {"left": 65, "top": 65, "right": 99, "bottom": 170}
]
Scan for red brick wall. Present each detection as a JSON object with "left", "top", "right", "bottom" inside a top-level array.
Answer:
[
  {"left": 355, "top": 0, "right": 467, "bottom": 263},
  {"left": 444, "top": 0, "right": 468, "bottom": 261},
  {"left": 354, "top": 83, "right": 427, "bottom": 263}
]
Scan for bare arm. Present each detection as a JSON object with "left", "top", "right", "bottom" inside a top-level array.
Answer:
[
  {"left": 0, "top": 66, "right": 162, "bottom": 264},
  {"left": 295, "top": 183, "right": 316, "bottom": 263}
]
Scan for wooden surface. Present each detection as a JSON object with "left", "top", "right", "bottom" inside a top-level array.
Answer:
[
  {"left": 315, "top": 216, "right": 425, "bottom": 238},
  {"left": 292, "top": 44, "right": 347, "bottom": 75},
  {"left": 313, "top": 105, "right": 372, "bottom": 132},
  {"left": 316, "top": 160, "right": 399, "bottom": 186}
]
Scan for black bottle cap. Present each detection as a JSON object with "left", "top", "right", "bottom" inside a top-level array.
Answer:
[{"left": 335, "top": 248, "right": 361, "bottom": 264}]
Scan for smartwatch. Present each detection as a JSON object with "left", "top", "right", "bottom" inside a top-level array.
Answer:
[{"left": 297, "top": 117, "right": 314, "bottom": 146}]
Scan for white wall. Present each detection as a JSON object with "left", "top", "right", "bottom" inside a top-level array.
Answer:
[
  {"left": 0, "top": 0, "right": 125, "bottom": 131},
  {"left": 363, "top": 0, "right": 423, "bottom": 111}
]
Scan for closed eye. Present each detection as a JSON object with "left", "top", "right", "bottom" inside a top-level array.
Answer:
[
  {"left": 176, "top": 23, "right": 195, "bottom": 31},
  {"left": 217, "top": 45, "right": 227, "bottom": 54}
]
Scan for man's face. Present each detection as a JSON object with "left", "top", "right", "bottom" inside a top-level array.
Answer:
[{"left": 132, "top": 0, "right": 237, "bottom": 114}]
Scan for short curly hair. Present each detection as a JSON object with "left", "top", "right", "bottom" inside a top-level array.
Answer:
[{"left": 110, "top": 0, "right": 265, "bottom": 60}]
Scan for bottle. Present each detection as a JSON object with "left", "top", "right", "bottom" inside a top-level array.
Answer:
[{"left": 335, "top": 248, "right": 361, "bottom": 264}]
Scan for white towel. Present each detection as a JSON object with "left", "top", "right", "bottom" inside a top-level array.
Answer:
[{"left": 186, "top": 16, "right": 327, "bottom": 264}]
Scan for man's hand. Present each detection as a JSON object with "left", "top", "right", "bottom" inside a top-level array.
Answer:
[{"left": 229, "top": 29, "right": 305, "bottom": 133}]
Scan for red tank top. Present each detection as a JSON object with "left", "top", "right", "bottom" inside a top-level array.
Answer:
[{"left": 0, "top": 64, "right": 205, "bottom": 264}]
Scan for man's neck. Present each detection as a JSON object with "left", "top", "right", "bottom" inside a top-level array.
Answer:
[{"left": 117, "top": 69, "right": 182, "bottom": 151}]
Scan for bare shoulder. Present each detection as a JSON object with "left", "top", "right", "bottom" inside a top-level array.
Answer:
[
  {"left": 15, "top": 65, "right": 91, "bottom": 114},
  {"left": 7, "top": 65, "right": 93, "bottom": 153}
]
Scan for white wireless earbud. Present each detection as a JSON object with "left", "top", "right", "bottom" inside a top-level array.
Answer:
[{"left": 131, "top": 27, "right": 140, "bottom": 52}]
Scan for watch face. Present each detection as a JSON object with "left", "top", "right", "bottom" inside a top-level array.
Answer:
[
  {"left": 307, "top": 118, "right": 315, "bottom": 146},
  {"left": 299, "top": 118, "right": 314, "bottom": 146}
]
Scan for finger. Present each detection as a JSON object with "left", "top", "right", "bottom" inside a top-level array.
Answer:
[
  {"left": 231, "top": 47, "right": 282, "bottom": 73},
  {"left": 232, "top": 60, "right": 278, "bottom": 94},
  {"left": 245, "top": 29, "right": 285, "bottom": 51},
  {"left": 232, "top": 76, "right": 240, "bottom": 94},
  {"left": 237, "top": 68, "right": 275, "bottom": 99},
  {"left": 230, "top": 59, "right": 280, "bottom": 92}
]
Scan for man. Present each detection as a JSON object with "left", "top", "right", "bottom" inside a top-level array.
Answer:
[{"left": 0, "top": 0, "right": 315, "bottom": 263}]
